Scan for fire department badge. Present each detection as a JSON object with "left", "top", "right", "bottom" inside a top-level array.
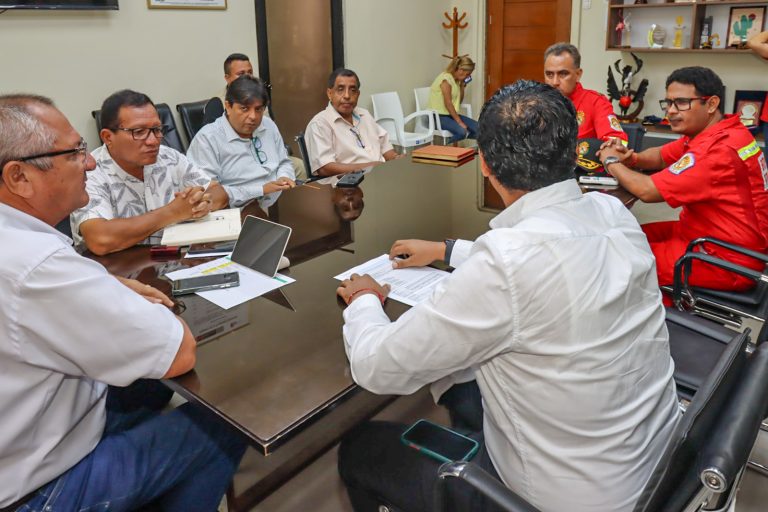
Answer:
[
  {"left": 608, "top": 115, "right": 623, "bottom": 132},
  {"left": 576, "top": 111, "right": 585, "bottom": 125},
  {"left": 669, "top": 153, "right": 695, "bottom": 175},
  {"left": 759, "top": 154, "right": 768, "bottom": 190},
  {"left": 577, "top": 141, "right": 590, "bottom": 156}
]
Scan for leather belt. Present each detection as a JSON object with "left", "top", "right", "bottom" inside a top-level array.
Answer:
[{"left": 0, "top": 490, "right": 38, "bottom": 512}]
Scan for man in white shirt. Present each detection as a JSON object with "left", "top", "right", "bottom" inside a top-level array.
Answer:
[
  {"left": 304, "top": 68, "right": 402, "bottom": 176},
  {"left": 336, "top": 81, "right": 679, "bottom": 512},
  {"left": 70, "top": 89, "right": 229, "bottom": 255},
  {"left": 0, "top": 94, "right": 245, "bottom": 511},
  {"left": 188, "top": 75, "right": 296, "bottom": 209}
]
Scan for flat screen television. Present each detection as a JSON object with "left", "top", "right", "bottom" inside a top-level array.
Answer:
[{"left": 0, "top": 1, "right": 118, "bottom": 9}]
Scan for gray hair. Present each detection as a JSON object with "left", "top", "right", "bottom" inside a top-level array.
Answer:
[
  {"left": 543, "top": 42, "right": 581, "bottom": 68},
  {"left": 0, "top": 94, "right": 57, "bottom": 172}
]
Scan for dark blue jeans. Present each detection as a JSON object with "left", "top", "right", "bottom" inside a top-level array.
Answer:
[
  {"left": 18, "top": 380, "right": 247, "bottom": 512},
  {"left": 438, "top": 114, "right": 478, "bottom": 141}
]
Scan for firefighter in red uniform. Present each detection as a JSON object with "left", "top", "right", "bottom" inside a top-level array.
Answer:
[
  {"left": 599, "top": 66, "right": 768, "bottom": 291},
  {"left": 746, "top": 31, "right": 768, "bottom": 146},
  {"left": 544, "top": 43, "right": 628, "bottom": 143}
]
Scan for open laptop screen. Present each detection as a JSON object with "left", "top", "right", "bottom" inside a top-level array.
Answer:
[{"left": 230, "top": 215, "right": 291, "bottom": 278}]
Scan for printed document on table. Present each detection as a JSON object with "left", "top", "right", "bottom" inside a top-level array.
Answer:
[
  {"left": 165, "top": 257, "right": 294, "bottom": 310},
  {"left": 334, "top": 254, "right": 450, "bottom": 307}
]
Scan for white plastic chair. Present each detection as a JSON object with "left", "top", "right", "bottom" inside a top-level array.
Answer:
[
  {"left": 371, "top": 91, "right": 434, "bottom": 148},
  {"left": 414, "top": 86, "right": 473, "bottom": 143}
]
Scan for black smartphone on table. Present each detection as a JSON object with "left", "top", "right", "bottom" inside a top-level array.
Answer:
[
  {"left": 171, "top": 272, "right": 240, "bottom": 296},
  {"left": 400, "top": 419, "right": 479, "bottom": 463}
]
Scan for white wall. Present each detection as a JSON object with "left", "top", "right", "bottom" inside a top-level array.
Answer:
[
  {"left": 571, "top": 0, "right": 766, "bottom": 117},
  {"left": 343, "top": 0, "right": 485, "bottom": 116},
  {"left": 0, "top": 1, "right": 258, "bottom": 147}
]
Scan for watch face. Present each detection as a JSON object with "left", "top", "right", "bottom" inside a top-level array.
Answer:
[{"left": 604, "top": 156, "right": 620, "bottom": 165}]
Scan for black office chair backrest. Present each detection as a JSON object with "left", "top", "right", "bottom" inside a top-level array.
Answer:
[
  {"left": 633, "top": 328, "right": 752, "bottom": 511},
  {"left": 91, "top": 103, "right": 185, "bottom": 154},
  {"left": 176, "top": 99, "right": 208, "bottom": 143},
  {"left": 202, "top": 97, "right": 225, "bottom": 126},
  {"left": 623, "top": 122, "right": 646, "bottom": 152},
  {"left": 295, "top": 132, "right": 313, "bottom": 176}
]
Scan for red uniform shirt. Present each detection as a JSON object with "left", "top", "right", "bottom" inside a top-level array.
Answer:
[
  {"left": 652, "top": 115, "right": 768, "bottom": 271},
  {"left": 569, "top": 83, "right": 628, "bottom": 142},
  {"left": 761, "top": 92, "right": 768, "bottom": 123}
]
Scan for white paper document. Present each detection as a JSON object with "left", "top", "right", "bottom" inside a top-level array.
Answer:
[
  {"left": 335, "top": 254, "right": 450, "bottom": 307},
  {"left": 161, "top": 208, "right": 242, "bottom": 246},
  {"left": 164, "top": 257, "right": 295, "bottom": 310}
]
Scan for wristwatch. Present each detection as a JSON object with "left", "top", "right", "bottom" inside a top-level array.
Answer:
[
  {"left": 603, "top": 156, "right": 621, "bottom": 168},
  {"left": 444, "top": 239, "right": 456, "bottom": 265}
]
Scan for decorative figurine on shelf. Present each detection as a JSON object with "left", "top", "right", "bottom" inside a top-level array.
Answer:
[
  {"left": 700, "top": 16, "right": 713, "bottom": 48},
  {"left": 621, "top": 12, "right": 632, "bottom": 47},
  {"left": 673, "top": 16, "right": 685, "bottom": 48},
  {"left": 606, "top": 52, "right": 649, "bottom": 122},
  {"left": 634, "top": 0, "right": 647, "bottom": 5},
  {"left": 615, "top": 10, "right": 626, "bottom": 47},
  {"left": 731, "top": 13, "right": 756, "bottom": 48},
  {"left": 648, "top": 24, "right": 666, "bottom": 48}
]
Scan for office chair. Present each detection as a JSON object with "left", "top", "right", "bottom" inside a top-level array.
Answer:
[
  {"left": 664, "top": 237, "right": 768, "bottom": 343},
  {"left": 413, "top": 87, "right": 473, "bottom": 144},
  {"left": 371, "top": 91, "right": 434, "bottom": 148},
  {"left": 294, "top": 132, "right": 312, "bottom": 176},
  {"left": 91, "top": 103, "right": 185, "bottom": 154},
  {"left": 622, "top": 122, "right": 646, "bottom": 152},
  {"left": 433, "top": 330, "right": 768, "bottom": 512},
  {"left": 203, "top": 97, "right": 225, "bottom": 126},
  {"left": 176, "top": 99, "right": 208, "bottom": 142}
]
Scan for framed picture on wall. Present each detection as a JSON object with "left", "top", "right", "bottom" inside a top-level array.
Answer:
[
  {"left": 147, "top": 0, "right": 226, "bottom": 9},
  {"left": 733, "top": 90, "right": 767, "bottom": 128},
  {"left": 727, "top": 7, "right": 765, "bottom": 47}
]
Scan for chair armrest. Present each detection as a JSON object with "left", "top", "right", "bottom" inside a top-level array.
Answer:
[
  {"left": 460, "top": 103, "right": 473, "bottom": 118},
  {"left": 672, "top": 252, "right": 768, "bottom": 307},
  {"left": 434, "top": 461, "right": 542, "bottom": 512},
  {"left": 403, "top": 110, "right": 435, "bottom": 132},
  {"left": 374, "top": 116, "right": 403, "bottom": 146},
  {"left": 698, "top": 342, "right": 768, "bottom": 493},
  {"left": 685, "top": 237, "right": 768, "bottom": 264}
]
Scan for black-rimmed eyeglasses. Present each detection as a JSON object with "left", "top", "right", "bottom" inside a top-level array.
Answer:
[
  {"left": 112, "top": 126, "right": 170, "bottom": 140},
  {"left": 659, "top": 96, "right": 712, "bottom": 112},
  {"left": 350, "top": 127, "right": 365, "bottom": 148},
  {"left": 251, "top": 136, "right": 268, "bottom": 164},
  {"left": 17, "top": 139, "right": 88, "bottom": 163}
]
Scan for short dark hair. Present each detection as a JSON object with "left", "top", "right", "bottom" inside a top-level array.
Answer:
[
  {"left": 665, "top": 66, "right": 724, "bottom": 101},
  {"left": 100, "top": 89, "right": 155, "bottom": 131},
  {"left": 327, "top": 68, "right": 360, "bottom": 89},
  {"left": 478, "top": 80, "right": 578, "bottom": 192},
  {"left": 543, "top": 42, "right": 581, "bottom": 68},
  {"left": 224, "top": 53, "right": 250, "bottom": 75},
  {"left": 225, "top": 75, "right": 269, "bottom": 107}
]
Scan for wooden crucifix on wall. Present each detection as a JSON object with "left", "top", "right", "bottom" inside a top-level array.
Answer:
[{"left": 442, "top": 7, "right": 468, "bottom": 59}]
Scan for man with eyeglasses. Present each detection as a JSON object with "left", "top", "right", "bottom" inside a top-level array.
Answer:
[
  {"left": 544, "top": 42, "right": 628, "bottom": 143},
  {"left": 305, "top": 68, "right": 402, "bottom": 177},
  {"left": 0, "top": 94, "right": 246, "bottom": 512},
  {"left": 188, "top": 75, "right": 296, "bottom": 210},
  {"left": 71, "top": 89, "right": 229, "bottom": 256},
  {"left": 599, "top": 66, "right": 768, "bottom": 291}
]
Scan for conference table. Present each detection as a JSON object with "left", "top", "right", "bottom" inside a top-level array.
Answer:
[{"left": 88, "top": 151, "right": 496, "bottom": 505}]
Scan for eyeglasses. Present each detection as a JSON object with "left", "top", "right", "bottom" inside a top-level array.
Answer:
[
  {"left": 350, "top": 127, "right": 365, "bottom": 148},
  {"left": 112, "top": 126, "right": 170, "bottom": 140},
  {"left": 251, "top": 136, "right": 267, "bottom": 164},
  {"left": 17, "top": 139, "right": 88, "bottom": 163},
  {"left": 659, "top": 96, "right": 712, "bottom": 112}
]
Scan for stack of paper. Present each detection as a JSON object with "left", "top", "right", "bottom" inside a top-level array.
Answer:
[
  {"left": 411, "top": 145, "right": 476, "bottom": 167},
  {"left": 161, "top": 208, "right": 242, "bottom": 246}
]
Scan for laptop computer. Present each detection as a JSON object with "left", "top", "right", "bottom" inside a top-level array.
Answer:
[{"left": 230, "top": 215, "right": 292, "bottom": 278}]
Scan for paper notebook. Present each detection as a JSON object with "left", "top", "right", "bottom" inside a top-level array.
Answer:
[
  {"left": 160, "top": 208, "right": 242, "bottom": 246},
  {"left": 411, "top": 145, "right": 476, "bottom": 162}
]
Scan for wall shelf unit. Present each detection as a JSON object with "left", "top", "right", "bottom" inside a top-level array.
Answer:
[{"left": 606, "top": 0, "right": 768, "bottom": 52}]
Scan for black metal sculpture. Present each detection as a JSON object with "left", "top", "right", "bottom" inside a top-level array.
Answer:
[{"left": 607, "top": 52, "right": 649, "bottom": 122}]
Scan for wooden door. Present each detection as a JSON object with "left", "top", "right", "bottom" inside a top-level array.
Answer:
[{"left": 483, "top": 0, "right": 572, "bottom": 209}]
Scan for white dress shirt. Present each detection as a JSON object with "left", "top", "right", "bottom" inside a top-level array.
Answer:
[
  {"left": 342, "top": 179, "right": 679, "bottom": 511},
  {"left": 70, "top": 145, "right": 211, "bottom": 246},
  {"left": 187, "top": 115, "right": 295, "bottom": 208},
  {"left": 304, "top": 104, "right": 393, "bottom": 174},
  {"left": 0, "top": 203, "right": 182, "bottom": 506}
]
